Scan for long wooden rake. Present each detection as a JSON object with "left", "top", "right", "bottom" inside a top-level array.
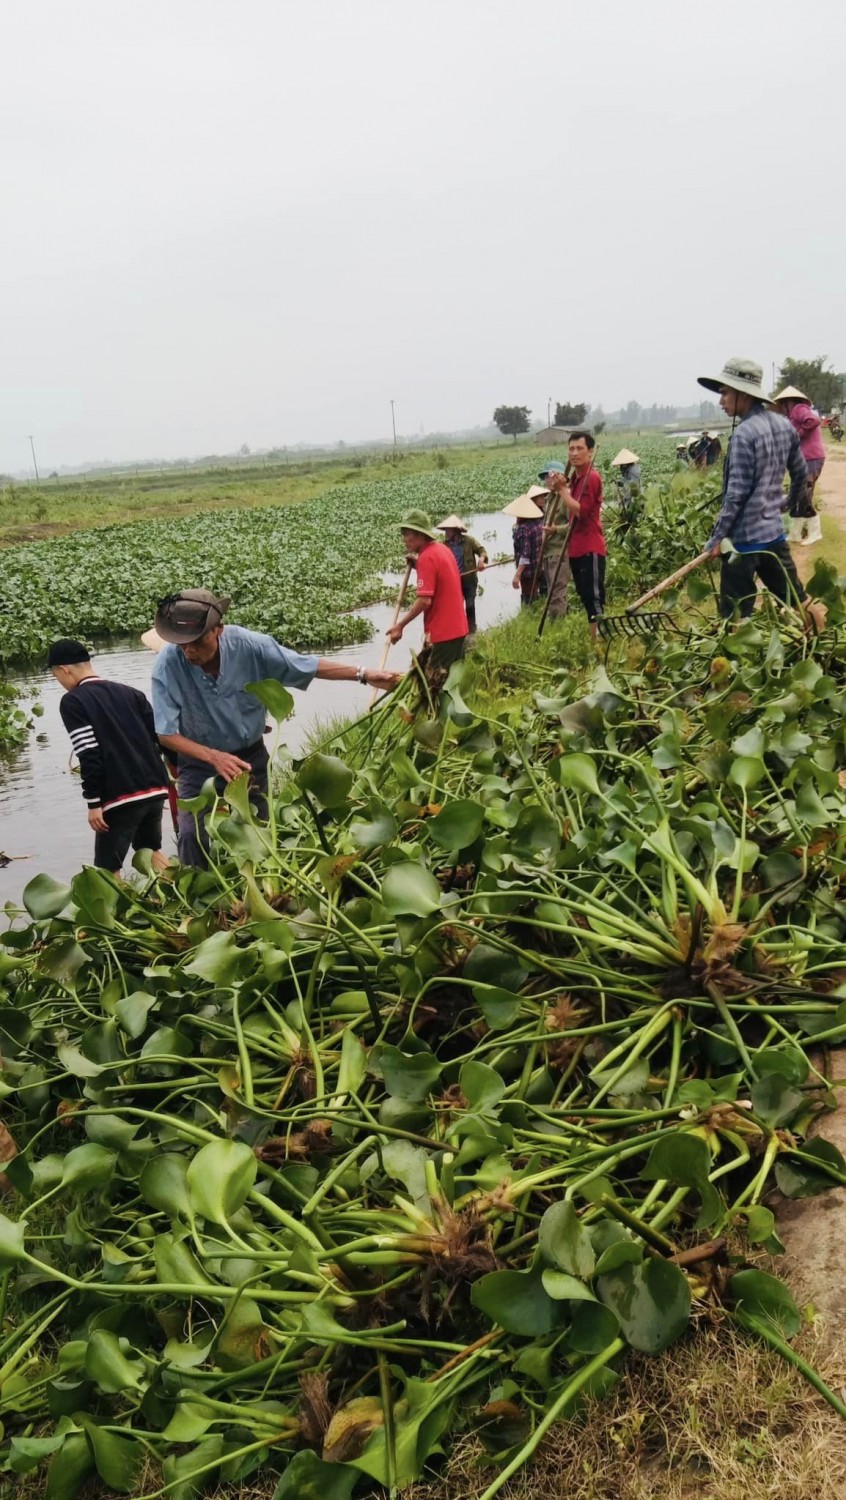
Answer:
[{"left": 597, "top": 549, "right": 712, "bottom": 639}]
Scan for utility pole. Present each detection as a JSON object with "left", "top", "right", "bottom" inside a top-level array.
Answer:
[
  {"left": 390, "top": 400, "right": 397, "bottom": 451},
  {"left": 28, "top": 435, "right": 40, "bottom": 483},
  {"left": 772, "top": 361, "right": 776, "bottom": 394},
  {"left": 548, "top": 396, "right": 552, "bottom": 429}
]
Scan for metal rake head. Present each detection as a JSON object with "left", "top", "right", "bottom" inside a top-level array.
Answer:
[{"left": 596, "top": 610, "right": 684, "bottom": 640}]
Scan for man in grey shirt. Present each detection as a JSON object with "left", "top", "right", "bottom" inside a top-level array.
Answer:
[{"left": 151, "top": 589, "right": 399, "bottom": 865}]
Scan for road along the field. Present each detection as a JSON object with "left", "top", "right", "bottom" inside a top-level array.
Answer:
[{"left": 795, "top": 441, "right": 846, "bottom": 582}]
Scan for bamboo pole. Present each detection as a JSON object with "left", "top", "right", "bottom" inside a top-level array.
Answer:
[{"left": 369, "top": 561, "right": 412, "bottom": 708}]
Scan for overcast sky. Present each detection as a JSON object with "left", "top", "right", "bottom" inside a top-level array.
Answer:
[{"left": 2, "top": 0, "right": 844, "bottom": 471}]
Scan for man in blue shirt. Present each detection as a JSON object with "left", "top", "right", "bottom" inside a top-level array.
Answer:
[
  {"left": 151, "top": 589, "right": 399, "bottom": 865},
  {"left": 697, "top": 357, "right": 810, "bottom": 620}
]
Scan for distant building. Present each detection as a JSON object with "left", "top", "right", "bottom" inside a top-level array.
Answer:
[{"left": 534, "top": 426, "right": 570, "bottom": 446}]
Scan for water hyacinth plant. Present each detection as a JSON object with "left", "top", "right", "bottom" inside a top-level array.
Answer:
[
  {"left": 0, "top": 440, "right": 682, "bottom": 667},
  {"left": 1, "top": 559, "right": 845, "bottom": 1497}
]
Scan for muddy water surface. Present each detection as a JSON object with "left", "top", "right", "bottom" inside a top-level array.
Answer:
[{"left": 0, "top": 514, "right": 520, "bottom": 906}]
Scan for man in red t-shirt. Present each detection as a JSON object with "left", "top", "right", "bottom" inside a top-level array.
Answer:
[
  {"left": 543, "top": 432, "right": 606, "bottom": 636},
  {"left": 386, "top": 509, "right": 468, "bottom": 677}
]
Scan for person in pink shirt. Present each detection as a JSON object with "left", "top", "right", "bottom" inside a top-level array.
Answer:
[{"left": 773, "top": 385, "right": 825, "bottom": 546}]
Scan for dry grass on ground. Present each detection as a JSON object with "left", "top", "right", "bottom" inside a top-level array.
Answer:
[
  {"left": 6, "top": 1323, "right": 844, "bottom": 1500},
  {"left": 407, "top": 1322, "right": 846, "bottom": 1500}
]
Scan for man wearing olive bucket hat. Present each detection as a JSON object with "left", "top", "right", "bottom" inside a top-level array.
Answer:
[
  {"left": 387, "top": 511, "right": 468, "bottom": 679},
  {"left": 697, "top": 357, "right": 809, "bottom": 621},
  {"left": 150, "top": 589, "right": 400, "bottom": 866}
]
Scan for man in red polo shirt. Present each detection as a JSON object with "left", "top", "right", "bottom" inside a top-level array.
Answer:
[
  {"left": 386, "top": 509, "right": 468, "bottom": 678},
  {"left": 543, "top": 432, "right": 606, "bottom": 636}
]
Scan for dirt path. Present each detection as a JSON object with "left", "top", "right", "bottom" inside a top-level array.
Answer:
[
  {"left": 778, "top": 441, "right": 846, "bottom": 1379},
  {"left": 795, "top": 441, "right": 846, "bottom": 580}
]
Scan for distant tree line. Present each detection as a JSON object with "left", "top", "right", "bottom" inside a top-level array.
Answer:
[
  {"left": 554, "top": 402, "right": 588, "bottom": 426},
  {"left": 493, "top": 405, "right": 532, "bottom": 441},
  {"left": 777, "top": 356, "right": 843, "bottom": 413}
]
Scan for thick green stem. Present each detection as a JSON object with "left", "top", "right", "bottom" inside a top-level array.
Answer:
[{"left": 477, "top": 1339, "right": 626, "bottom": 1500}]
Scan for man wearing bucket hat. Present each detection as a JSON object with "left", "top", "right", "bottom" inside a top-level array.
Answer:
[
  {"left": 151, "top": 589, "right": 400, "bottom": 866},
  {"left": 386, "top": 511, "right": 467, "bottom": 678},
  {"left": 436, "top": 514, "right": 488, "bottom": 634},
  {"left": 771, "top": 385, "right": 825, "bottom": 546},
  {"left": 536, "top": 461, "right": 572, "bottom": 617},
  {"left": 697, "top": 358, "right": 809, "bottom": 620}
]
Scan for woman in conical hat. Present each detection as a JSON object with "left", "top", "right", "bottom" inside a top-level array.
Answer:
[
  {"left": 771, "top": 387, "right": 825, "bottom": 545},
  {"left": 504, "top": 494, "right": 546, "bottom": 607}
]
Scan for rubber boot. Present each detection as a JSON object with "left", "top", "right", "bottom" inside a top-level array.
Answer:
[
  {"left": 801, "top": 513, "right": 822, "bottom": 546},
  {"left": 787, "top": 515, "right": 805, "bottom": 544}
]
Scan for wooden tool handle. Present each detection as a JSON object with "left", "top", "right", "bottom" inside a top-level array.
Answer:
[
  {"left": 369, "top": 561, "right": 412, "bottom": 707},
  {"left": 626, "top": 550, "right": 712, "bottom": 612},
  {"left": 459, "top": 556, "right": 509, "bottom": 577},
  {"left": 529, "top": 461, "right": 573, "bottom": 600}
]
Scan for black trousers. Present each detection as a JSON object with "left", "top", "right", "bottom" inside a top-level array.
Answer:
[
  {"left": 570, "top": 553, "right": 606, "bottom": 622},
  {"left": 418, "top": 636, "right": 467, "bottom": 675},
  {"left": 462, "top": 580, "right": 478, "bottom": 633},
  {"left": 719, "top": 541, "right": 807, "bottom": 619},
  {"left": 176, "top": 741, "right": 269, "bottom": 867},
  {"left": 94, "top": 796, "right": 166, "bottom": 871}
]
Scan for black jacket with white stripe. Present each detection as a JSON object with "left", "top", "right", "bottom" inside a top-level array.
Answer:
[{"left": 59, "top": 676, "right": 168, "bottom": 812}]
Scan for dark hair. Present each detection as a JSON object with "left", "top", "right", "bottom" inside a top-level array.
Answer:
[
  {"left": 47, "top": 639, "right": 91, "bottom": 668},
  {"left": 568, "top": 430, "right": 596, "bottom": 449}
]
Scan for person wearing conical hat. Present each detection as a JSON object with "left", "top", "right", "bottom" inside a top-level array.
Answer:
[
  {"left": 697, "top": 357, "right": 809, "bottom": 621},
  {"left": 689, "top": 430, "right": 722, "bottom": 469},
  {"left": 610, "top": 448, "right": 642, "bottom": 509},
  {"left": 771, "top": 386, "right": 825, "bottom": 546},
  {"left": 436, "top": 515, "right": 488, "bottom": 634},
  {"left": 504, "top": 493, "right": 546, "bottom": 607}
]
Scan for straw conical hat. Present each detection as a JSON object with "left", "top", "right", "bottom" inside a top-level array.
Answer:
[
  {"left": 526, "top": 484, "right": 550, "bottom": 502},
  {"left": 771, "top": 385, "right": 809, "bottom": 404},
  {"left": 436, "top": 514, "right": 467, "bottom": 531},
  {"left": 610, "top": 448, "right": 640, "bottom": 466},
  {"left": 503, "top": 493, "right": 544, "bottom": 519},
  {"left": 141, "top": 626, "right": 166, "bottom": 653}
]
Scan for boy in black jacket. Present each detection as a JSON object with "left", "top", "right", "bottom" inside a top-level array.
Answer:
[{"left": 48, "top": 640, "right": 170, "bottom": 874}]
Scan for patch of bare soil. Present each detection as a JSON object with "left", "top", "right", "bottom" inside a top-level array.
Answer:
[
  {"left": 776, "top": 1057, "right": 846, "bottom": 1388},
  {"left": 794, "top": 442, "right": 846, "bottom": 581}
]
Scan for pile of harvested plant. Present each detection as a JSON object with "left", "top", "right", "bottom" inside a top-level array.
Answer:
[{"left": 1, "top": 559, "right": 846, "bottom": 1499}]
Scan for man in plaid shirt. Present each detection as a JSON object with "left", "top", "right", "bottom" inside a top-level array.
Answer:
[{"left": 698, "top": 357, "right": 808, "bottom": 619}]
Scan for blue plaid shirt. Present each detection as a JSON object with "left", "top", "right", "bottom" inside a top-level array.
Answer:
[{"left": 708, "top": 406, "right": 806, "bottom": 551}]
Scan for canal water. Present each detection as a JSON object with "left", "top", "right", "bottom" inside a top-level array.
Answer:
[{"left": 0, "top": 513, "right": 520, "bottom": 907}]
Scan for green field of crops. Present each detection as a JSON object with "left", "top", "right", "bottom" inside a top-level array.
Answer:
[
  {"left": 0, "top": 552, "right": 844, "bottom": 1498},
  {"left": 0, "top": 439, "right": 682, "bottom": 667}
]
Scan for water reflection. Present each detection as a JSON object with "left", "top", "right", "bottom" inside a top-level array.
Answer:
[{"left": 0, "top": 512, "right": 518, "bottom": 904}]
